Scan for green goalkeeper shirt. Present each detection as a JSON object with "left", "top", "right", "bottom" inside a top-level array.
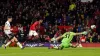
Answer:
[{"left": 61, "top": 32, "right": 75, "bottom": 43}]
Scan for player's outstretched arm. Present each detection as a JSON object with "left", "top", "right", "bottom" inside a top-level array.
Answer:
[
  {"left": 75, "top": 31, "right": 88, "bottom": 35},
  {"left": 55, "top": 32, "right": 67, "bottom": 41},
  {"left": 51, "top": 33, "right": 66, "bottom": 41},
  {"left": 56, "top": 36, "right": 62, "bottom": 41},
  {"left": 51, "top": 36, "right": 62, "bottom": 42}
]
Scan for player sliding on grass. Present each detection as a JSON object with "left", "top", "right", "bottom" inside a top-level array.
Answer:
[
  {"left": 50, "top": 29, "right": 88, "bottom": 50},
  {"left": 4, "top": 16, "right": 24, "bottom": 49}
]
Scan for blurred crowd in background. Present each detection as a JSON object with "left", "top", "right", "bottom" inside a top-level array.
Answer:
[{"left": 0, "top": 0, "right": 100, "bottom": 43}]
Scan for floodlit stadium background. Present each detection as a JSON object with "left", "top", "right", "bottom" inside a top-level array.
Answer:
[{"left": 0, "top": 0, "right": 100, "bottom": 47}]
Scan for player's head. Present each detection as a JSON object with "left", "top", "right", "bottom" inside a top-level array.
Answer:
[
  {"left": 7, "top": 16, "right": 12, "bottom": 22},
  {"left": 39, "top": 19, "right": 43, "bottom": 23}
]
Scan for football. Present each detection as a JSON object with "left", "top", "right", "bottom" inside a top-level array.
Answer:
[{"left": 91, "top": 25, "right": 96, "bottom": 29}]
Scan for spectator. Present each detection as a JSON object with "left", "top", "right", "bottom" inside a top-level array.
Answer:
[{"left": 0, "top": 0, "right": 100, "bottom": 43}]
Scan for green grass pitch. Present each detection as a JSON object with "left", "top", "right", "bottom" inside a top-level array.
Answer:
[{"left": 0, "top": 47, "right": 100, "bottom": 56}]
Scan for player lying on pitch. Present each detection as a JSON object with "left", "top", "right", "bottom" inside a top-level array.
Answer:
[{"left": 49, "top": 29, "right": 88, "bottom": 50}]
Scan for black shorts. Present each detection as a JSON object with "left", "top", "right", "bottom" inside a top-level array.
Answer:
[{"left": 5, "top": 33, "right": 15, "bottom": 40}]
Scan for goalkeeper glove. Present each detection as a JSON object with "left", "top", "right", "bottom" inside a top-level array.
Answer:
[{"left": 82, "top": 31, "right": 88, "bottom": 35}]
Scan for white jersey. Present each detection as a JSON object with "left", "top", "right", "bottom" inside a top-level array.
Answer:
[{"left": 4, "top": 21, "right": 12, "bottom": 34}]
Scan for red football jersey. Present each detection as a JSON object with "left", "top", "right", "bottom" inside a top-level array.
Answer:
[{"left": 30, "top": 21, "right": 40, "bottom": 30}]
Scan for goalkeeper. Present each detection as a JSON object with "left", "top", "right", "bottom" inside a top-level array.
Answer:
[{"left": 50, "top": 30, "right": 88, "bottom": 50}]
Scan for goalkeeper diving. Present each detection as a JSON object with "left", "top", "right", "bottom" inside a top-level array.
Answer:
[{"left": 49, "top": 29, "right": 88, "bottom": 50}]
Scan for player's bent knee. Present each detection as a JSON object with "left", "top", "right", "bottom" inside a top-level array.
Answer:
[
  {"left": 11, "top": 39, "right": 15, "bottom": 42},
  {"left": 13, "top": 37, "right": 18, "bottom": 42}
]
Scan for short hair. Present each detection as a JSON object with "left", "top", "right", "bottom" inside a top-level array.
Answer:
[{"left": 7, "top": 16, "right": 12, "bottom": 19}]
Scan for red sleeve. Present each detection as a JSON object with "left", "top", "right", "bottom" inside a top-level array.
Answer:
[{"left": 30, "top": 21, "right": 39, "bottom": 30}]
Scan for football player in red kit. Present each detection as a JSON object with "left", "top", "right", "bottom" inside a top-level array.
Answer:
[{"left": 28, "top": 19, "right": 43, "bottom": 40}]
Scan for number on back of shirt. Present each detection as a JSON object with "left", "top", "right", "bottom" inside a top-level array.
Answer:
[{"left": 66, "top": 34, "right": 70, "bottom": 38}]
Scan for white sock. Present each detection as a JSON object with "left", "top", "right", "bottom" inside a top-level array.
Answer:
[
  {"left": 54, "top": 46, "right": 58, "bottom": 49},
  {"left": 5, "top": 41, "right": 11, "bottom": 47},
  {"left": 79, "top": 44, "right": 83, "bottom": 47},
  {"left": 17, "top": 42, "right": 23, "bottom": 48}
]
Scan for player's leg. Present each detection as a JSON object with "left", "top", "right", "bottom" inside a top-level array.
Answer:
[
  {"left": 57, "top": 43, "right": 64, "bottom": 50},
  {"left": 51, "top": 36, "right": 62, "bottom": 42},
  {"left": 4, "top": 41, "right": 11, "bottom": 49},
  {"left": 4, "top": 38, "right": 15, "bottom": 49},
  {"left": 23, "top": 30, "right": 35, "bottom": 46},
  {"left": 13, "top": 37, "right": 23, "bottom": 49},
  {"left": 49, "top": 43, "right": 70, "bottom": 50},
  {"left": 77, "top": 36, "right": 82, "bottom": 47},
  {"left": 48, "top": 44, "right": 60, "bottom": 50},
  {"left": 28, "top": 30, "right": 39, "bottom": 40},
  {"left": 52, "top": 38, "right": 70, "bottom": 50},
  {"left": 49, "top": 37, "right": 62, "bottom": 50},
  {"left": 33, "top": 31, "right": 39, "bottom": 39},
  {"left": 7, "top": 33, "right": 24, "bottom": 49},
  {"left": 60, "top": 43, "right": 78, "bottom": 48},
  {"left": 28, "top": 30, "right": 34, "bottom": 40},
  {"left": 4, "top": 34, "right": 13, "bottom": 49},
  {"left": 22, "top": 30, "right": 34, "bottom": 45},
  {"left": 70, "top": 43, "right": 79, "bottom": 48},
  {"left": 58, "top": 43, "right": 70, "bottom": 50}
]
